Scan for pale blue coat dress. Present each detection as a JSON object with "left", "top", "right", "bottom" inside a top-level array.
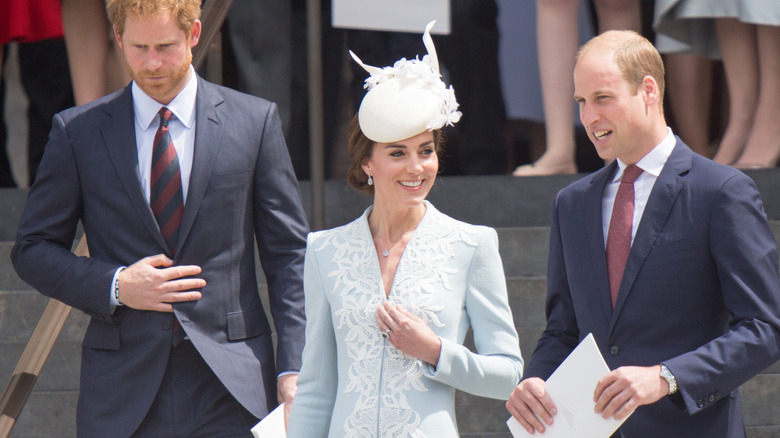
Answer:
[{"left": 287, "top": 202, "right": 523, "bottom": 437}]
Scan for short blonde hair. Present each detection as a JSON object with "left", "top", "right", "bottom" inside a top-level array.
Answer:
[
  {"left": 577, "top": 30, "right": 665, "bottom": 112},
  {"left": 107, "top": 0, "right": 201, "bottom": 36}
]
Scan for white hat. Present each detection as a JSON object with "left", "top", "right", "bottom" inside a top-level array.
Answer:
[{"left": 350, "top": 21, "right": 461, "bottom": 144}]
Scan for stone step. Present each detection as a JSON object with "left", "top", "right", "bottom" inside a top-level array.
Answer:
[
  {"left": 5, "top": 274, "right": 780, "bottom": 389},
  {"left": 0, "top": 189, "right": 28, "bottom": 242},
  {"left": 4, "top": 272, "right": 780, "bottom": 437},
  {"left": 2, "top": 168, "right": 780, "bottom": 438},
  {"left": 7, "top": 219, "right": 756, "bottom": 293},
  {"left": 4, "top": 218, "right": 779, "bottom": 292},
  {"left": 0, "top": 227, "right": 552, "bottom": 290},
  {"left": 0, "top": 242, "right": 30, "bottom": 291},
  {"left": 3, "top": 169, "right": 780, "bottom": 239},
  {"left": 9, "top": 391, "right": 79, "bottom": 438}
]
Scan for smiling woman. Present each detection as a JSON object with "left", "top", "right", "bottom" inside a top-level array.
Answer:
[{"left": 287, "top": 20, "right": 524, "bottom": 438}]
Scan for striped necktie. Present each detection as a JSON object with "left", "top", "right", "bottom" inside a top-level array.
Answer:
[{"left": 150, "top": 107, "right": 184, "bottom": 254}]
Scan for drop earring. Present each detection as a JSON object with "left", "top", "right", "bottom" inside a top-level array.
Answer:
[{"left": 367, "top": 174, "right": 374, "bottom": 186}]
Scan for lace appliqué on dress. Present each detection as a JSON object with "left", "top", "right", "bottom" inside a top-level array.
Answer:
[{"left": 311, "top": 207, "right": 478, "bottom": 437}]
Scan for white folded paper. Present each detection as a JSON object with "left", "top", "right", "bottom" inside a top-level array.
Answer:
[
  {"left": 507, "top": 333, "right": 631, "bottom": 438},
  {"left": 251, "top": 402, "right": 286, "bottom": 438}
]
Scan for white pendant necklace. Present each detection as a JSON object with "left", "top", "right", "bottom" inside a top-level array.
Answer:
[
  {"left": 381, "top": 237, "right": 403, "bottom": 257},
  {"left": 369, "top": 211, "right": 420, "bottom": 257},
  {"left": 371, "top": 227, "right": 411, "bottom": 257}
]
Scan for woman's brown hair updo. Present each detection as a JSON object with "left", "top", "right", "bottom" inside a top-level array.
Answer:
[{"left": 346, "top": 115, "right": 444, "bottom": 195}]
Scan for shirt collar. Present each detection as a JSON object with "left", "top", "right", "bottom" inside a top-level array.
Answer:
[
  {"left": 613, "top": 127, "right": 675, "bottom": 182},
  {"left": 132, "top": 65, "right": 198, "bottom": 131}
]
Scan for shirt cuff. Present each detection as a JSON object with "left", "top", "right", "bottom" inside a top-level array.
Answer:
[
  {"left": 278, "top": 371, "right": 299, "bottom": 379},
  {"left": 110, "top": 267, "right": 126, "bottom": 312}
]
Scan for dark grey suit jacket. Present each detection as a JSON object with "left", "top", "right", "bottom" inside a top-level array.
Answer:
[
  {"left": 12, "top": 76, "right": 308, "bottom": 437},
  {"left": 524, "top": 138, "right": 780, "bottom": 437}
]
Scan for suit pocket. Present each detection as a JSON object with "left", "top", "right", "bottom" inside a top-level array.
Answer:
[
  {"left": 650, "top": 236, "right": 696, "bottom": 255},
  {"left": 82, "top": 320, "right": 120, "bottom": 350},
  {"left": 226, "top": 308, "right": 271, "bottom": 341},
  {"left": 208, "top": 168, "right": 252, "bottom": 190}
]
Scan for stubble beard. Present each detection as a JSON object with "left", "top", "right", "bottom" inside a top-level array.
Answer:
[{"left": 126, "top": 50, "right": 192, "bottom": 103}]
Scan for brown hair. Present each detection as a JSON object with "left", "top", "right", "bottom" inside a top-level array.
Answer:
[
  {"left": 577, "top": 30, "right": 665, "bottom": 114},
  {"left": 346, "top": 115, "right": 443, "bottom": 195},
  {"left": 107, "top": 0, "right": 201, "bottom": 36}
]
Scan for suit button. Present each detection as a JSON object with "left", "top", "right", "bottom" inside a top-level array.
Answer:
[
  {"left": 610, "top": 346, "right": 620, "bottom": 356},
  {"left": 709, "top": 394, "right": 716, "bottom": 402},
  {"left": 697, "top": 399, "right": 704, "bottom": 408},
  {"left": 715, "top": 392, "right": 721, "bottom": 400},
  {"left": 162, "top": 321, "right": 171, "bottom": 330}
]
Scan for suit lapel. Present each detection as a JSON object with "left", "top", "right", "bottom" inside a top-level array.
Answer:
[
  {"left": 100, "top": 85, "right": 169, "bottom": 250},
  {"left": 585, "top": 163, "right": 618, "bottom": 320},
  {"left": 610, "top": 139, "right": 692, "bottom": 329},
  {"left": 177, "top": 78, "right": 225, "bottom": 249}
]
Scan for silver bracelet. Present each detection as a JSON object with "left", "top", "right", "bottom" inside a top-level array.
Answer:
[{"left": 114, "top": 268, "right": 124, "bottom": 306}]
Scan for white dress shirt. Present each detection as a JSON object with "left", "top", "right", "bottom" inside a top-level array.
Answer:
[
  {"left": 132, "top": 66, "right": 198, "bottom": 204},
  {"left": 111, "top": 67, "right": 198, "bottom": 309},
  {"left": 602, "top": 128, "right": 676, "bottom": 246}
]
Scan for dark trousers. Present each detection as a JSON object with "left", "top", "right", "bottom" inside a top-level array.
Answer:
[
  {"left": 0, "top": 39, "right": 74, "bottom": 187},
  {"left": 130, "top": 341, "right": 258, "bottom": 438}
]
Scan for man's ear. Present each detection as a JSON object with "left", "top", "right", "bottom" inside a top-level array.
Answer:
[
  {"left": 189, "top": 19, "right": 201, "bottom": 48},
  {"left": 641, "top": 75, "right": 660, "bottom": 107},
  {"left": 114, "top": 25, "right": 124, "bottom": 49}
]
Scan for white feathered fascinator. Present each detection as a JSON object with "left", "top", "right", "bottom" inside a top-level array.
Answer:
[{"left": 350, "top": 20, "right": 462, "bottom": 143}]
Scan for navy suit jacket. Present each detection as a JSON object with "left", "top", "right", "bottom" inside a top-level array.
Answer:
[
  {"left": 524, "top": 138, "right": 780, "bottom": 437},
  {"left": 12, "top": 77, "right": 309, "bottom": 437}
]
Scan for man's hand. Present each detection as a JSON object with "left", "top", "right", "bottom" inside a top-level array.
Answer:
[
  {"left": 117, "top": 254, "right": 204, "bottom": 311},
  {"left": 376, "top": 301, "right": 441, "bottom": 367},
  {"left": 506, "top": 377, "right": 557, "bottom": 434},
  {"left": 593, "top": 365, "right": 668, "bottom": 420},
  {"left": 277, "top": 373, "right": 298, "bottom": 429}
]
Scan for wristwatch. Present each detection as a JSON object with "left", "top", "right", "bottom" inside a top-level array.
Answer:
[{"left": 659, "top": 364, "right": 678, "bottom": 395}]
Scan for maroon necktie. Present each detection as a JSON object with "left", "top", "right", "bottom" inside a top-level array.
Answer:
[
  {"left": 150, "top": 107, "right": 183, "bottom": 254},
  {"left": 606, "top": 164, "right": 643, "bottom": 308}
]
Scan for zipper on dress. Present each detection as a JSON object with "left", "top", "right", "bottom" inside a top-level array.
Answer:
[{"left": 376, "top": 331, "right": 388, "bottom": 435}]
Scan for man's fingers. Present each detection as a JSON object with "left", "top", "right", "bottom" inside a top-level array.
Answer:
[
  {"left": 594, "top": 381, "right": 611, "bottom": 412},
  {"left": 507, "top": 397, "right": 547, "bottom": 434},
  {"left": 160, "top": 264, "right": 203, "bottom": 281},
  {"left": 506, "top": 401, "right": 539, "bottom": 434},
  {"left": 612, "top": 396, "right": 637, "bottom": 420},
  {"left": 593, "top": 373, "right": 615, "bottom": 403},
  {"left": 148, "top": 302, "right": 175, "bottom": 313},
  {"left": 507, "top": 379, "right": 556, "bottom": 434},
  {"left": 160, "top": 291, "right": 202, "bottom": 303},
  {"left": 143, "top": 253, "right": 174, "bottom": 267},
  {"left": 521, "top": 391, "right": 555, "bottom": 427},
  {"left": 601, "top": 389, "right": 636, "bottom": 420},
  {"left": 164, "top": 278, "right": 206, "bottom": 292}
]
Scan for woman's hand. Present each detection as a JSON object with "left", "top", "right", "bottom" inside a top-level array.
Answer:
[{"left": 376, "top": 301, "right": 442, "bottom": 367}]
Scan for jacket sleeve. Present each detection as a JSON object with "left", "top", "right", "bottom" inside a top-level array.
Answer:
[
  {"left": 252, "top": 103, "right": 309, "bottom": 374},
  {"left": 286, "top": 235, "right": 338, "bottom": 437},
  {"left": 424, "top": 227, "right": 524, "bottom": 400},
  {"left": 665, "top": 173, "right": 780, "bottom": 414},
  {"left": 11, "top": 112, "right": 118, "bottom": 321}
]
